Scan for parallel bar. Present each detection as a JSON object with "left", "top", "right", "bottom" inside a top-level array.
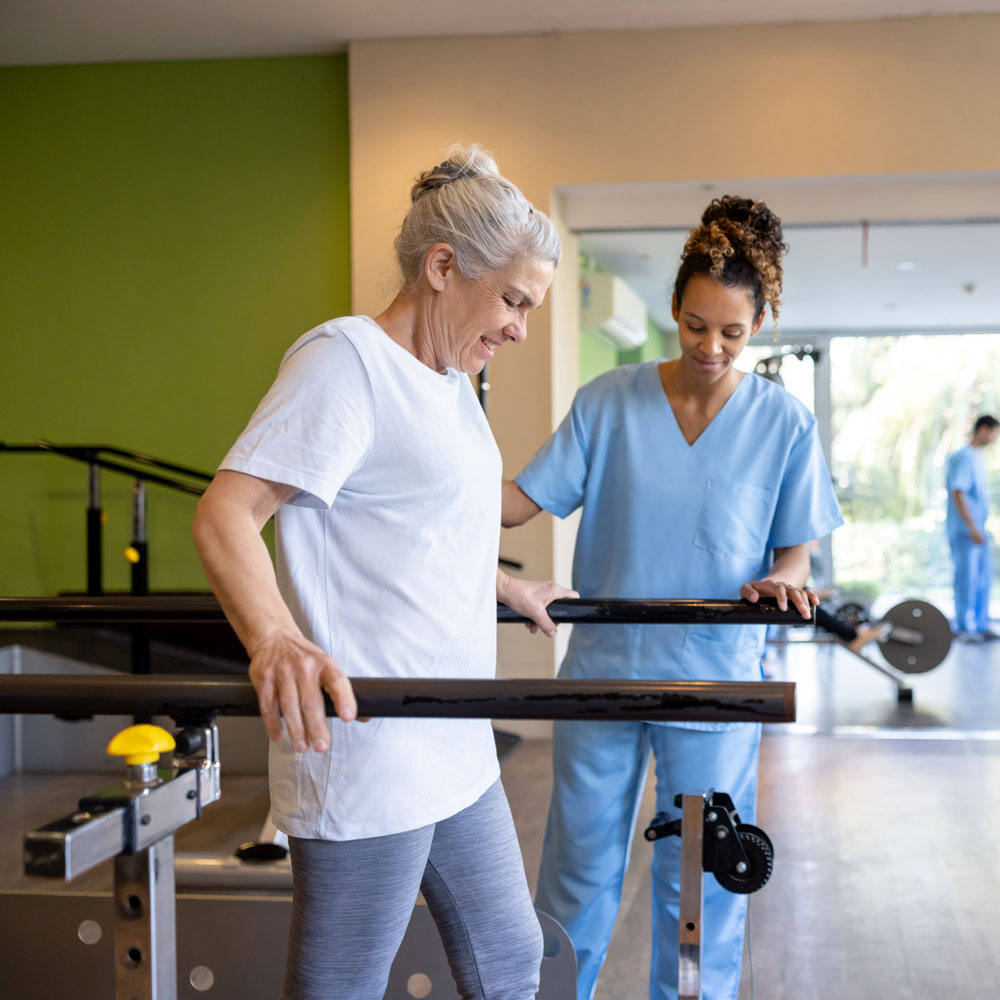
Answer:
[
  {"left": 498, "top": 598, "right": 810, "bottom": 626},
  {"left": 0, "top": 675, "right": 796, "bottom": 724},
  {"left": 0, "top": 595, "right": 810, "bottom": 625},
  {"left": 0, "top": 441, "right": 213, "bottom": 482},
  {"left": 0, "top": 595, "right": 223, "bottom": 622},
  {"left": 34, "top": 443, "right": 205, "bottom": 496}
]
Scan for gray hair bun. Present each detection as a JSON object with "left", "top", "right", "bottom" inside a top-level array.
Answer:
[
  {"left": 395, "top": 144, "right": 560, "bottom": 290},
  {"left": 410, "top": 146, "right": 501, "bottom": 203}
]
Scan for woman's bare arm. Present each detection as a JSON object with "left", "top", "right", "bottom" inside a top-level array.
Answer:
[{"left": 193, "top": 470, "right": 356, "bottom": 752}]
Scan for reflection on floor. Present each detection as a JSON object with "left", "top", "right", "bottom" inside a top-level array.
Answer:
[
  {"left": 2, "top": 635, "right": 999, "bottom": 998},
  {"left": 501, "top": 635, "right": 1000, "bottom": 1000},
  {"left": 768, "top": 629, "right": 1000, "bottom": 734}
]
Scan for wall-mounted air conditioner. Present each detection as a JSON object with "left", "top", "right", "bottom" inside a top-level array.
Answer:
[{"left": 580, "top": 271, "right": 648, "bottom": 351}]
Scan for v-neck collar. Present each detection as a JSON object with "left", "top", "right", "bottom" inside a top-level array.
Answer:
[{"left": 656, "top": 363, "right": 748, "bottom": 448}]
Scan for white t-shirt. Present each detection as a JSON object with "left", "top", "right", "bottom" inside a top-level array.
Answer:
[{"left": 220, "top": 315, "right": 502, "bottom": 840}]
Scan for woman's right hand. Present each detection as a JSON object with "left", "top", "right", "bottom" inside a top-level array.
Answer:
[{"left": 247, "top": 631, "right": 357, "bottom": 753}]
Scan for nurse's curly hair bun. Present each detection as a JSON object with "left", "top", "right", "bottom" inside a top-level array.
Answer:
[
  {"left": 675, "top": 195, "right": 789, "bottom": 325},
  {"left": 395, "top": 144, "right": 561, "bottom": 290}
]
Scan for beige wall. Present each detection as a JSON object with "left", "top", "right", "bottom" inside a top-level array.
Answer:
[{"left": 349, "top": 14, "right": 1000, "bottom": 697}]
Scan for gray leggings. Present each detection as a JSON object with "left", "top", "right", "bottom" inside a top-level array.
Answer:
[{"left": 283, "top": 779, "right": 543, "bottom": 1000}]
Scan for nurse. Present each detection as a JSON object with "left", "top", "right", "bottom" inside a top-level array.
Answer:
[
  {"left": 502, "top": 196, "right": 843, "bottom": 1000},
  {"left": 946, "top": 414, "right": 999, "bottom": 641}
]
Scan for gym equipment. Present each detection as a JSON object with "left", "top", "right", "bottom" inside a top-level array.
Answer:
[
  {"left": 645, "top": 792, "right": 774, "bottom": 999},
  {"left": 0, "top": 441, "right": 211, "bottom": 599},
  {"left": 0, "top": 441, "right": 528, "bottom": 603},
  {"left": 859, "top": 599, "right": 952, "bottom": 675},
  {"left": 23, "top": 721, "right": 217, "bottom": 998},
  {"left": 1, "top": 596, "right": 801, "bottom": 999},
  {"left": 5, "top": 671, "right": 796, "bottom": 1000},
  {"left": 0, "top": 593, "right": 810, "bottom": 625},
  {"left": 771, "top": 596, "right": 954, "bottom": 704},
  {"left": 0, "top": 674, "right": 797, "bottom": 725},
  {"left": 644, "top": 791, "right": 774, "bottom": 895},
  {"left": 753, "top": 345, "right": 818, "bottom": 389}
]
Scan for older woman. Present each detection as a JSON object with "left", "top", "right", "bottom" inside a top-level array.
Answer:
[{"left": 193, "top": 146, "right": 573, "bottom": 1000}]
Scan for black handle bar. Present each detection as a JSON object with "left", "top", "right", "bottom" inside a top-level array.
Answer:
[
  {"left": 0, "top": 675, "right": 795, "bottom": 724},
  {"left": 0, "top": 595, "right": 810, "bottom": 625}
]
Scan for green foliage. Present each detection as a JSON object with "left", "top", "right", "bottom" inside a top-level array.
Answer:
[
  {"left": 831, "top": 335, "right": 1000, "bottom": 604},
  {"left": 836, "top": 580, "right": 881, "bottom": 606}
]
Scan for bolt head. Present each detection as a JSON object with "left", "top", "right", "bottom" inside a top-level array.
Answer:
[
  {"left": 715, "top": 827, "right": 728, "bottom": 839},
  {"left": 736, "top": 861, "right": 748, "bottom": 874}
]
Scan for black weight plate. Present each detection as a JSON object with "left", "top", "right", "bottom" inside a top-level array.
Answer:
[{"left": 878, "top": 599, "right": 952, "bottom": 674}]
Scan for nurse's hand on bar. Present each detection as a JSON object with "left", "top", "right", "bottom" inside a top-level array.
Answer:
[
  {"left": 247, "top": 631, "right": 357, "bottom": 753},
  {"left": 497, "top": 570, "right": 578, "bottom": 639},
  {"left": 741, "top": 578, "right": 817, "bottom": 620}
]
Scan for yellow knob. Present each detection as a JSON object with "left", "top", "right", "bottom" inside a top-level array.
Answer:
[
  {"left": 124, "top": 546, "right": 141, "bottom": 564},
  {"left": 107, "top": 724, "right": 175, "bottom": 765}
]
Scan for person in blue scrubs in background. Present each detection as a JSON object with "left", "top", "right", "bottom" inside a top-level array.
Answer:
[
  {"left": 947, "top": 414, "right": 999, "bottom": 642},
  {"left": 502, "top": 196, "right": 843, "bottom": 1000}
]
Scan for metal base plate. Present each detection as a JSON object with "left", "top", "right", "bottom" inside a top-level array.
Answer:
[{"left": 0, "top": 890, "right": 575, "bottom": 999}]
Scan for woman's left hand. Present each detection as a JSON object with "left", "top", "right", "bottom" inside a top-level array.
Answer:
[
  {"left": 497, "top": 570, "right": 578, "bottom": 638},
  {"left": 741, "top": 578, "right": 818, "bottom": 620}
]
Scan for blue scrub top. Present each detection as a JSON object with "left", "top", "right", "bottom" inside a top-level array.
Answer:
[
  {"left": 515, "top": 362, "right": 843, "bottom": 688},
  {"left": 946, "top": 444, "right": 988, "bottom": 539}
]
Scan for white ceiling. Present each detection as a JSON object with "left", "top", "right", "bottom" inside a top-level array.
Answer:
[
  {"left": 4, "top": 0, "right": 1000, "bottom": 66},
  {"left": 567, "top": 173, "right": 1000, "bottom": 334},
  {"left": 580, "top": 222, "right": 1000, "bottom": 334}
]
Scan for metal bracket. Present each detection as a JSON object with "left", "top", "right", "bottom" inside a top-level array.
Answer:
[
  {"left": 23, "top": 722, "right": 223, "bottom": 1000},
  {"left": 645, "top": 790, "right": 775, "bottom": 1000}
]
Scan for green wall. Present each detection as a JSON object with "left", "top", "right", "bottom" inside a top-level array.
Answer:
[{"left": 0, "top": 56, "right": 351, "bottom": 596}]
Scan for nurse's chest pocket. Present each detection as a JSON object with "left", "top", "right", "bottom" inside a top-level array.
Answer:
[{"left": 693, "top": 478, "right": 773, "bottom": 560}]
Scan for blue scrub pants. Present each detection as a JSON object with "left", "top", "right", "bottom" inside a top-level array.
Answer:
[
  {"left": 949, "top": 533, "right": 992, "bottom": 633},
  {"left": 535, "top": 720, "right": 761, "bottom": 1000}
]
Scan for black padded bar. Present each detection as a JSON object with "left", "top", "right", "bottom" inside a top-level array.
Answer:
[
  {"left": 0, "top": 595, "right": 810, "bottom": 625},
  {"left": 0, "top": 675, "right": 795, "bottom": 724}
]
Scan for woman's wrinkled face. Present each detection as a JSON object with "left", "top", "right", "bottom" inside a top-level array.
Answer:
[
  {"left": 433, "top": 255, "right": 554, "bottom": 375},
  {"left": 672, "top": 273, "right": 764, "bottom": 385}
]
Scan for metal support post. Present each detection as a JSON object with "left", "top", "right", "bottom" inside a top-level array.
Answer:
[
  {"left": 86, "top": 461, "right": 103, "bottom": 595},
  {"left": 677, "top": 794, "right": 705, "bottom": 1000},
  {"left": 114, "top": 838, "right": 177, "bottom": 1000},
  {"left": 129, "top": 479, "right": 151, "bottom": 721}
]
